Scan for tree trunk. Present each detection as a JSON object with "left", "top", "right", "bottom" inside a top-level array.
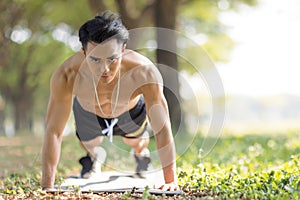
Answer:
[
  {"left": 10, "top": 49, "right": 35, "bottom": 133},
  {"left": 13, "top": 96, "right": 33, "bottom": 132},
  {"left": 155, "top": 0, "right": 184, "bottom": 133}
]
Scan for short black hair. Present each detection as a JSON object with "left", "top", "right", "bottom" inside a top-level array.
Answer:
[{"left": 79, "top": 11, "right": 129, "bottom": 51}]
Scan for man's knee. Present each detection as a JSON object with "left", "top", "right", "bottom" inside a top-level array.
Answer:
[
  {"left": 122, "top": 132, "right": 149, "bottom": 148},
  {"left": 80, "top": 136, "right": 104, "bottom": 150},
  {"left": 122, "top": 137, "right": 142, "bottom": 147}
]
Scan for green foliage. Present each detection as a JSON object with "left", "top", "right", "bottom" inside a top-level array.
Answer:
[
  {"left": 203, "top": 33, "right": 235, "bottom": 62},
  {"left": 177, "top": 131, "right": 300, "bottom": 199},
  {"left": 0, "top": 172, "right": 42, "bottom": 198},
  {"left": 42, "top": 1, "right": 92, "bottom": 29},
  {"left": 142, "top": 185, "right": 150, "bottom": 200},
  {"left": 178, "top": 158, "right": 300, "bottom": 199}
]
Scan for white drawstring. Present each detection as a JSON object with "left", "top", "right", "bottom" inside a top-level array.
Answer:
[{"left": 102, "top": 118, "right": 118, "bottom": 143}]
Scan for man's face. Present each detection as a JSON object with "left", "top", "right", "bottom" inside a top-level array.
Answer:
[{"left": 85, "top": 39, "right": 124, "bottom": 84}]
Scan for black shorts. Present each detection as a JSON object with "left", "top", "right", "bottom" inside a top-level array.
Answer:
[{"left": 73, "top": 96, "right": 148, "bottom": 141}]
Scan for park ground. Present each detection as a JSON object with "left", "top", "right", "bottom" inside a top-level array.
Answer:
[{"left": 0, "top": 130, "right": 300, "bottom": 199}]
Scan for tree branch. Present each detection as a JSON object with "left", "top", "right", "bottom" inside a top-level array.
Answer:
[
  {"left": 115, "top": 0, "right": 156, "bottom": 29},
  {"left": 88, "top": 0, "right": 108, "bottom": 15},
  {"left": 114, "top": 0, "right": 138, "bottom": 29},
  {"left": 139, "top": 0, "right": 156, "bottom": 26}
]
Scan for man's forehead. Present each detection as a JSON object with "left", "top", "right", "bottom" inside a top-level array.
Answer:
[
  {"left": 87, "top": 39, "right": 122, "bottom": 56},
  {"left": 88, "top": 39, "right": 120, "bottom": 48}
]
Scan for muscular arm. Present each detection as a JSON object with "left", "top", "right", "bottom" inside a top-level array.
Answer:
[
  {"left": 140, "top": 67, "right": 177, "bottom": 188},
  {"left": 42, "top": 61, "right": 76, "bottom": 189},
  {"left": 147, "top": 91, "right": 177, "bottom": 184}
]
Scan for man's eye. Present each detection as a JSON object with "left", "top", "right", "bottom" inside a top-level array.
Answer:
[
  {"left": 90, "top": 57, "right": 100, "bottom": 63},
  {"left": 108, "top": 57, "right": 117, "bottom": 62}
]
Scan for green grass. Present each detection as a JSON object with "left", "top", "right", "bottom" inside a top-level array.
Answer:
[
  {"left": 176, "top": 130, "right": 300, "bottom": 199},
  {"left": 0, "top": 130, "right": 300, "bottom": 199}
]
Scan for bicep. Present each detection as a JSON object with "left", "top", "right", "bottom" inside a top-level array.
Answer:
[
  {"left": 46, "top": 73, "right": 73, "bottom": 137},
  {"left": 143, "top": 84, "right": 170, "bottom": 133},
  {"left": 136, "top": 63, "right": 171, "bottom": 133},
  {"left": 46, "top": 98, "right": 72, "bottom": 137}
]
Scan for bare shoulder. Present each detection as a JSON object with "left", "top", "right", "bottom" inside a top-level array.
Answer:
[
  {"left": 122, "top": 50, "right": 164, "bottom": 99},
  {"left": 123, "top": 50, "right": 163, "bottom": 85},
  {"left": 50, "top": 52, "right": 84, "bottom": 99}
]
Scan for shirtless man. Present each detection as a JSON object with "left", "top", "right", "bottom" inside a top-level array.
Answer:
[{"left": 42, "top": 12, "right": 178, "bottom": 191}]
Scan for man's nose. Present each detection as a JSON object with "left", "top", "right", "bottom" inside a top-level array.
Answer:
[{"left": 103, "top": 61, "right": 110, "bottom": 72}]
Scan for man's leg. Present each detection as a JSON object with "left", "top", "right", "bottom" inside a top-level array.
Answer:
[
  {"left": 80, "top": 136, "right": 104, "bottom": 157},
  {"left": 122, "top": 136, "right": 149, "bottom": 156},
  {"left": 122, "top": 132, "right": 151, "bottom": 176},
  {"left": 79, "top": 136, "right": 106, "bottom": 178}
]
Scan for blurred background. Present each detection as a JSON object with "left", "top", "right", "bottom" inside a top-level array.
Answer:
[{"left": 0, "top": 0, "right": 300, "bottom": 175}]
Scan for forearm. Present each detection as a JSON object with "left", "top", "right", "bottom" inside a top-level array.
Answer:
[
  {"left": 162, "top": 161, "right": 177, "bottom": 184},
  {"left": 155, "top": 129, "right": 177, "bottom": 184},
  {"left": 42, "top": 132, "right": 62, "bottom": 189}
]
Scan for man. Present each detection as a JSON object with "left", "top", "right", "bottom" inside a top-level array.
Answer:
[{"left": 42, "top": 11, "right": 178, "bottom": 191}]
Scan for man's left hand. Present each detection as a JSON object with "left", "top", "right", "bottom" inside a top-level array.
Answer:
[{"left": 155, "top": 182, "right": 180, "bottom": 191}]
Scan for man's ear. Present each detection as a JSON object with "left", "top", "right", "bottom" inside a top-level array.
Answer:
[{"left": 81, "top": 48, "right": 86, "bottom": 56}]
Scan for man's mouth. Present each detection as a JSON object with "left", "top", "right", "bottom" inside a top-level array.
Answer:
[{"left": 101, "top": 75, "right": 110, "bottom": 79}]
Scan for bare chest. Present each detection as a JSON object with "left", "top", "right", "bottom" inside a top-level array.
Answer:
[{"left": 73, "top": 76, "right": 141, "bottom": 118}]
